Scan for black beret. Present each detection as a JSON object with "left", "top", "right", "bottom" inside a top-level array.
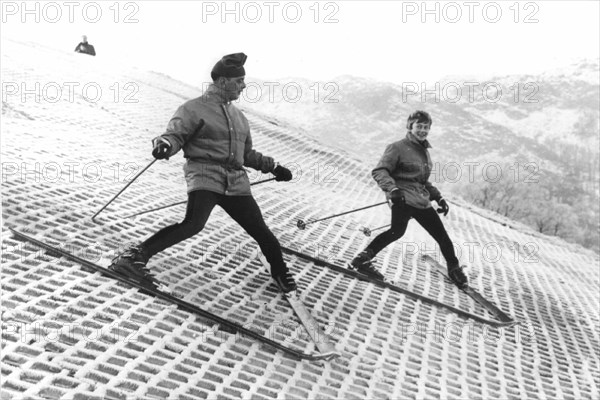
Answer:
[{"left": 211, "top": 53, "right": 247, "bottom": 81}]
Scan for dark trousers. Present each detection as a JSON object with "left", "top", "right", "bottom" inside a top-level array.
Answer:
[
  {"left": 141, "top": 190, "right": 287, "bottom": 276},
  {"left": 367, "top": 204, "right": 459, "bottom": 267}
]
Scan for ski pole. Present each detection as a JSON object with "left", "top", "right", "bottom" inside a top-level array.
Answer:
[
  {"left": 297, "top": 201, "right": 387, "bottom": 230},
  {"left": 122, "top": 177, "right": 277, "bottom": 219},
  {"left": 360, "top": 224, "right": 390, "bottom": 237},
  {"left": 91, "top": 159, "right": 156, "bottom": 222},
  {"left": 91, "top": 119, "right": 205, "bottom": 222}
]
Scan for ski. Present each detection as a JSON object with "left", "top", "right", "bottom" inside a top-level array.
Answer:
[
  {"left": 284, "top": 291, "right": 340, "bottom": 361},
  {"left": 421, "top": 254, "right": 516, "bottom": 324},
  {"left": 257, "top": 255, "right": 340, "bottom": 360},
  {"left": 8, "top": 228, "right": 336, "bottom": 361},
  {"left": 281, "top": 246, "right": 517, "bottom": 327}
]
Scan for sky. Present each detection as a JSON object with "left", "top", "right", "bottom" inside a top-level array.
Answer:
[{"left": 2, "top": 1, "right": 599, "bottom": 87}]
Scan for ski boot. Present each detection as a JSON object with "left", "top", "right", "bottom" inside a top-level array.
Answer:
[
  {"left": 109, "top": 245, "right": 158, "bottom": 289},
  {"left": 273, "top": 269, "right": 298, "bottom": 293},
  {"left": 350, "top": 249, "right": 384, "bottom": 281},
  {"left": 448, "top": 263, "right": 468, "bottom": 289}
]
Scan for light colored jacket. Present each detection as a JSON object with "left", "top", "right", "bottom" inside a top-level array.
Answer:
[
  {"left": 157, "top": 86, "right": 275, "bottom": 195},
  {"left": 372, "top": 133, "right": 441, "bottom": 209}
]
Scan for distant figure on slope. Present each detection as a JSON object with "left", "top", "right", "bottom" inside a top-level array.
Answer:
[
  {"left": 108, "top": 52, "right": 298, "bottom": 293},
  {"left": 74, "top": 35, "right": 96, "bottom": 56},
  {"left": 350, "top": 110, "right": 469, "bottom": 289}
]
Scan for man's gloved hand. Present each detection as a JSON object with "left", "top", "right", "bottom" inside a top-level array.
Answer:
[
  {"left": 389, "top": 189, "right": 405, "bottom": 208},
  {"left": 272, "top": 164, "right": 293, "bottom": 182},
  {"left": 152, "top": 138, "right": 171, "bottom": 160},
  {"left": 436, "top": 198, "right": 449, "bottom": 216}
]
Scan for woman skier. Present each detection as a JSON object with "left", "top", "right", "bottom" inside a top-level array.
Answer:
[{"left": 350, "top": 110, "right": 469, "bottom": 289}]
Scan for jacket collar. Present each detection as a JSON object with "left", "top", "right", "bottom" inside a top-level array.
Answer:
[
  {"left": 406, "top": 132, "right": 432, "bottom": 148},
  {"left": 203, "top": 84, "right": 231, "bottom": 104}
]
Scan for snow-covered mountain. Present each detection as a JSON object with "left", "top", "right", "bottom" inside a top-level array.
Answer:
[{"left": 242, "top": 60, "right": 600, "bottom": 190}]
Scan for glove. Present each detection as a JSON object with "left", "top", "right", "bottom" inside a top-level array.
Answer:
[
  {"left": 389, "top": 189, "right": 405, "bottom": 208},
  {"left": 152, "top": 138, "right": 171, "bottom": 160},
  {"left": 273, "top": 164, "right": 293, "bottom": 182},
  {"left": 436, "top": 198, "right": 449, "bottom": 216}
]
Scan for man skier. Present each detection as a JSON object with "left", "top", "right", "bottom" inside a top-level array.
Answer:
[
  {"left": 74, "top": 35, "right": 96, "bottom": 56},
  {"left": 350, "top": 110, "right": 469, "bottom": 289},
  {"left": 109, "top": 53, "right": 297, "bottom": 293}
]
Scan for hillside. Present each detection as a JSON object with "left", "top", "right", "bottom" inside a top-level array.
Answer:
[
  {"left": 241, "top": 63, "right": 600, "bottom": 191},
  {"left": 241, "top": 65, "right": 600, "bottom": 251},
  {"left": 1, "top": 38, "right": 599, "bottom": 399}
]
